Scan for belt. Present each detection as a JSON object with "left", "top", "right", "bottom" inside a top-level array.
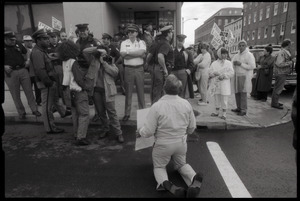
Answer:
[
  {"left": 125, "top": 65, "right": 143, "bottom": 68},
  {"left": 13, "top": 65, "right": 25, "bottom": 70}
]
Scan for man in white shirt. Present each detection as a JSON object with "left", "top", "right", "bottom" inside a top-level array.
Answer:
[
  {"left": 137, "top": 74, "right": 203, "bottom": 198},
  {"left": 120, "top": 24, "right": 147, "bottom": 121}
]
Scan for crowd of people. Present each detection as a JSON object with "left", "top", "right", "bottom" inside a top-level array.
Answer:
[{"left": 4, "top": 22, "right": 296, "bottom": 197}]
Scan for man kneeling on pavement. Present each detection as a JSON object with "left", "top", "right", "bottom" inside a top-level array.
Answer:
[{"left": 137, "top": 74, "right": 203, "bottom": 198}]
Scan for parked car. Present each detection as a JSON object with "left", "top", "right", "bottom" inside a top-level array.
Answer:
[{"left": 229, "top": 46, "right": 297, "bottom": 90}]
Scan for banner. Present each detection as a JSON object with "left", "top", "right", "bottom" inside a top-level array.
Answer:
[
  {"left": 52, "top": 16, "right": 62, "bottom": 31},
  {"left": 38, "top": 21, "right": 53, "bottom": 31},
  {"left": 211, "top": 37, "right": 222, "bottom": 50}
]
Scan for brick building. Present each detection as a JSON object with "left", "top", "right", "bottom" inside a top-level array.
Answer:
[
  {"left": 242, "top": 2, "right": 297, "bottom": 55},
  {"left": 194, "top": 7, "right": 243, "bottom": 44}
]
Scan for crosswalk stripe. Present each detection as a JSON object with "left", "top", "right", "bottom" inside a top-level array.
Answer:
[{"left": 207, "top": 141, "right": 252, "bottom": 198}]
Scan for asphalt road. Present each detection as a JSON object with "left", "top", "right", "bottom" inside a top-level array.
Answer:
[{"left": 2, "top": 120, "right": 297, "bottom": 198}]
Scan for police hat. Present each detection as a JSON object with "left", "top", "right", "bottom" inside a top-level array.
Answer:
[
  {"left": 4, "top": 31, "right": 17, "bottom": 39},
  {"left": 23, "top": 35, "right": 33, "bottom": 41},
  {"left": 125, "top": 24, "right": 139, "bottom": 33},
  {"left": 102, "top": 33, "right": 112, "bottom": 40},
  {"left": 75, "top": 23, "right": 89, "bottom": 31},
  {"left": 32, "top": 29, "right": 49, "bottom": 40},
  {"left": 176, "top": 34, "right": 187, "bottom": 41},
  {"left": 47, "top": 29, "right": 59, "bottom": 37},
  {"left": 160, "top": 25, "right": 173, "bottom": 33}
]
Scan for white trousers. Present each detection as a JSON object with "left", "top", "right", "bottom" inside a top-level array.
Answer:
[{"left": 214, "top": 94, "right": 229, "bottom": 110}]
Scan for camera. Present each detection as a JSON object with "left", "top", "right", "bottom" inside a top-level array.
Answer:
[{"left": 102, "top": 55, "right": 113, "bottom": 64}]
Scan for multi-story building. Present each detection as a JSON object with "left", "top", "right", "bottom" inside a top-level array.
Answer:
[
  {"left": 4, "top": 2, "right": 183, "bottom": 45},
  {"left": 242, "top": 2, "right": 297, "bottom": 55},
  {"left": 224, "top": 17, "right": 243, "bottom": 53},
  {"left": 194, "top": 7, "right": 243, "bottom": 45}
]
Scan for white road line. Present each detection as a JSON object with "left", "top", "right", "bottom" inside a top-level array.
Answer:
[{"left": 206, "top": 141, "right": 252, "bottom": 198}]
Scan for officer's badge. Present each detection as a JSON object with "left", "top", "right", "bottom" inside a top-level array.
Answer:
[{"left": 91, "top": 44, "right": 94, "bottom": 47}]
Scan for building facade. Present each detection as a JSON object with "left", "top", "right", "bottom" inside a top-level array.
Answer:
[
  {"left": 194, "top": 7, "right": 243, "bottom": 44},
  {"left": 242, "top": 2, "right": 297, "bottom": 55},
  {"left": 4, "top": 2, "right": 183, "bottom": 44},
  {"left": 224, "top": 17, "right": 243, "bottom": 53}
]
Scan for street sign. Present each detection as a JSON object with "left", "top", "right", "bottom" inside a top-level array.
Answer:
[
  {"left": 38, "top": 21, "right": 53, "bottom": 31},
  {"left": 52, "top": 16, "right": 62, "bottom": 31}
]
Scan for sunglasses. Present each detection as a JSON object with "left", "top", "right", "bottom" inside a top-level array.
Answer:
[{"left": 127, "top": 30, "right": 136, "bottom": 34}]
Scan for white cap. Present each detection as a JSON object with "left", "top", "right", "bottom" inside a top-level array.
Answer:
[{"left": 23, "top": 35, "right": 33, "bottom": 41}]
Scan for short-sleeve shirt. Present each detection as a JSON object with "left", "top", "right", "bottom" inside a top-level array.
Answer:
[
  {"left": 156, "top": 38, "right": 174, "bottom": 67},
  {"left": 120, "top": 38, "right": 146, "bottom": 66}
]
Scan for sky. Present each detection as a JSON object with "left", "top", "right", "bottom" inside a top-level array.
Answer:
[{"left": 181, "top": 2, "right": 243, "bottom": 47}]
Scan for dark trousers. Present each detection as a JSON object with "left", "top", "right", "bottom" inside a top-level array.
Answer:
[
  {"left": 30, "top": 76, "right": 41, "bottom": 104},
  {"left": 235, "top": 92, "right": 247, "bottom": 112},
  {"left": 271, "top": 74, "right": 287, "bottom": 107},
  {"left": 257, "top": 91, "right": 268, "bottom": 100}
]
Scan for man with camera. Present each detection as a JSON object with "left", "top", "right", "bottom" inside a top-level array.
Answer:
[
  {"left": 30, "top": 29, "right": 66, "bottom": 134},
  {"left": 83, "top": 45, "right": 125, "bottom": 143}
]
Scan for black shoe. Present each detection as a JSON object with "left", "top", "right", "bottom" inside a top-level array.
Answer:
[
  {"left": 61, "top": 109, "right": 72, "bottom": 118},
  {"left": 75, "top": 138, "right": 90, "bottom": 146},
  {"left": 37, "top": 103, "right": 42, "bottom": 106},
  {"left": 231, "top": 108, "right": 240, "bottom": 113},
  {"left": 32, "top": 111, "right": 42, "bottom": 117},
  {"left": 122, "top": 115, "right": 130, "bottom": 121},
  {"left": 272, "top": 105, "right": 283, "bottom": 109},
  {"left": 92, "top": 114, "right": 100, "bottom": 122},
  {"left": 163, "top": 180, "right": 186, "bottom": 197},
  {"left": 117, "top": 135, "right": 124, "bottom": 143},
  {"left": 261, "top": 99, "right": 267, "bottom": 102},
  {"left": 237, "top": 111, "right": 247, "bottom": 116},
  {"left": 47, "top": 128, "right": 65, "bottom": 134},
  {"left": 187, "top": 172, "right": 203, "bottom": 198},
  {"left": 279, "top": 103, "right": 283, "bottom": 106}
]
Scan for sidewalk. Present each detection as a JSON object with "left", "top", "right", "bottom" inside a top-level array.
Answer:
[{"left": 3, "top": 90, "right": 292, "bottom": 130}]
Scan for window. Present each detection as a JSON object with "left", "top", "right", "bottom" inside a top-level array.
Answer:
[
  {"left": 291, "top": 21, "right": 296, "bottom": 34},
  {"left": 225, "top": 19, "right": 228, "bottom": 25},
  {"left": 248, "top": 14, "right": 251, "bottom": 25},
  {"left": 264, "top": 27, "right": 268, "bottom": 38},
  {"left": 234, "top": 10, "right": 237, "bottom": 14},
  {"left": 252, "top": 30, "right": 255, "bottom": 40},
  {"left": 247, "top": 31, "right": 250, "bottom": 41},
  {"left": 259, "top": 9, "right": 263, "bottom": 21},
  {"left": 274, "top": 2, "right": 278, "bottom": 16},
  {"left": 244, "top": 16, "right": 246, "bottom": 26},
  {"left": 218, "top": 19, "right": 222, "bottom": 26},
  {"left": 283, "top": 2, "right": 288, "bottom": 13},
  {"left": 229, "top": 10, "right": 232, "bottom": 14},
  {"left": 271, "top": 26, "right": 276, "bottom": 37},
  {"left": 280, "top": 24, "right": 285, "bottom": 35},
  {"left": 258, "top": 28, "right": 261, "bottom": 39},
  {"left": 266, "top": 6, "right": 270, "bottom": 19},
  {"left": 255, "top": 2, "right": 258, "bottom": 7},
  {"left": 4, "top": 5, "right": 32, "bottom": 40},
  {"left": 253, "top": 11, "right": 257, "bottom": 23}
]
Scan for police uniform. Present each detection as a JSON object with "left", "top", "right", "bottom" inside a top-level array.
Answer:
[
  {"left": 4, "top": 31, "right": 40, "bottom": 119},
  {"left": 30, "top": 29, "right": 66, "bottom": 134},
  {"left": 120, "top": 24, "right": 147, "bottom": 120},
  {"left": 151, "top": 25, "right": 174, "bottom": 104},
  {"left": 172, "top": 34, "right": 195, "bottom": 98}
]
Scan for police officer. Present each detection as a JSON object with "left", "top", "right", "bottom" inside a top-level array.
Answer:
[
  {"left": 150, "top": 25, "right": 174, "bottom": 104},
  {"left": 173, "top": 34, "right": 195, "bottom": 98},
  {"left": 116, "top": 24, "right": 127, "bottom": 42},
  {"left": 47, "top": 30, "right": 72, "bottom": 115},
  {"left": 4, "top": 31, "right": 41, "bottom": 119},
  {"left": 75, "top": 23, "right": 101, "bottom": 106},
  {"left": 102, "top": 33, "right": 125, "bottom": 94},
  {"left": 120, "top": 24, "right": 147, "bottom": 121},
  {"left": 30, "top": 29, "right": 66, "bottom": 134}
]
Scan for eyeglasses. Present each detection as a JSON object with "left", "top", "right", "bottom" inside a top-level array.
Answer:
[{"left": 127, "top": 30, "right": 136, "bottom": 34}]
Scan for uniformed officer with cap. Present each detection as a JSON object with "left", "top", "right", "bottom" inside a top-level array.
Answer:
[
  {"left": 116, "top": 23, "right": 127, "bottom": 41},
  {"left": 75, "top": 23, "right": 101, "bottom": 105},
  {"left": 23, "top": 34, "right": 42, "bottom": 106},
  {"left": 172, "top": 34, "right": 195, "bottom": 98},
  {"left": 4, "top": 31, "right": 41, "bottom": 119},
  {"left": 142, "top": 22, "right": 154, "bottom": 51},
  {"left": 30, "top": 28, "right": 67, "bottom": 134},
  {"left": 120, "top": 23, "right": 147, "bottom": 121},
  {"left": 150, "top": 24, "right": 174, "bottom": 104}
]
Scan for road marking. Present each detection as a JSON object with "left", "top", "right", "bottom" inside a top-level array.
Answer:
[{"left": 206, "top": 141, "right": 252, "bottom": 198}]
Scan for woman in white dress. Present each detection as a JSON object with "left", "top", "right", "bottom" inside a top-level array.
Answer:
[{"left": 208, "top": 47, "right": 234, "bottom": 120}]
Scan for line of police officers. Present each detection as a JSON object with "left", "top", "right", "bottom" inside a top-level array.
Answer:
[{"left": 4, "top": 22, "right": 196, "bottom": 145}]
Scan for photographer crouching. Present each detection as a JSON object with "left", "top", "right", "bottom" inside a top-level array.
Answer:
[{"left": 83, "top": 45, "right": 125, "bottom": 143}]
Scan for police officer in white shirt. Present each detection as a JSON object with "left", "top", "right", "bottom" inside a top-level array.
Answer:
[{"left": 120, "top": 24, "right": 147, "bottom": 121}]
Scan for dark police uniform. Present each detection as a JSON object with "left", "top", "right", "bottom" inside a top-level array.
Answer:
[
  {"left": 30, "top": 29, "right": 66, "bottom": 133},
  {"left": 4, "top": 31, "right": 39, "bottom": 118}
]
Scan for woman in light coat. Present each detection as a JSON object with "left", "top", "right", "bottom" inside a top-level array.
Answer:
[{"left": 208, "top": 47, "right": 234, "bottom": 120}]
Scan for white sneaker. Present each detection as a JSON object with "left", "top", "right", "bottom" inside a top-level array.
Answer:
[
  {"left": 197, "top": 101, "right": 208, "bottom": 106},
  {"left": 195, "top": 94, "right": 201, "bottom": 98}
]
